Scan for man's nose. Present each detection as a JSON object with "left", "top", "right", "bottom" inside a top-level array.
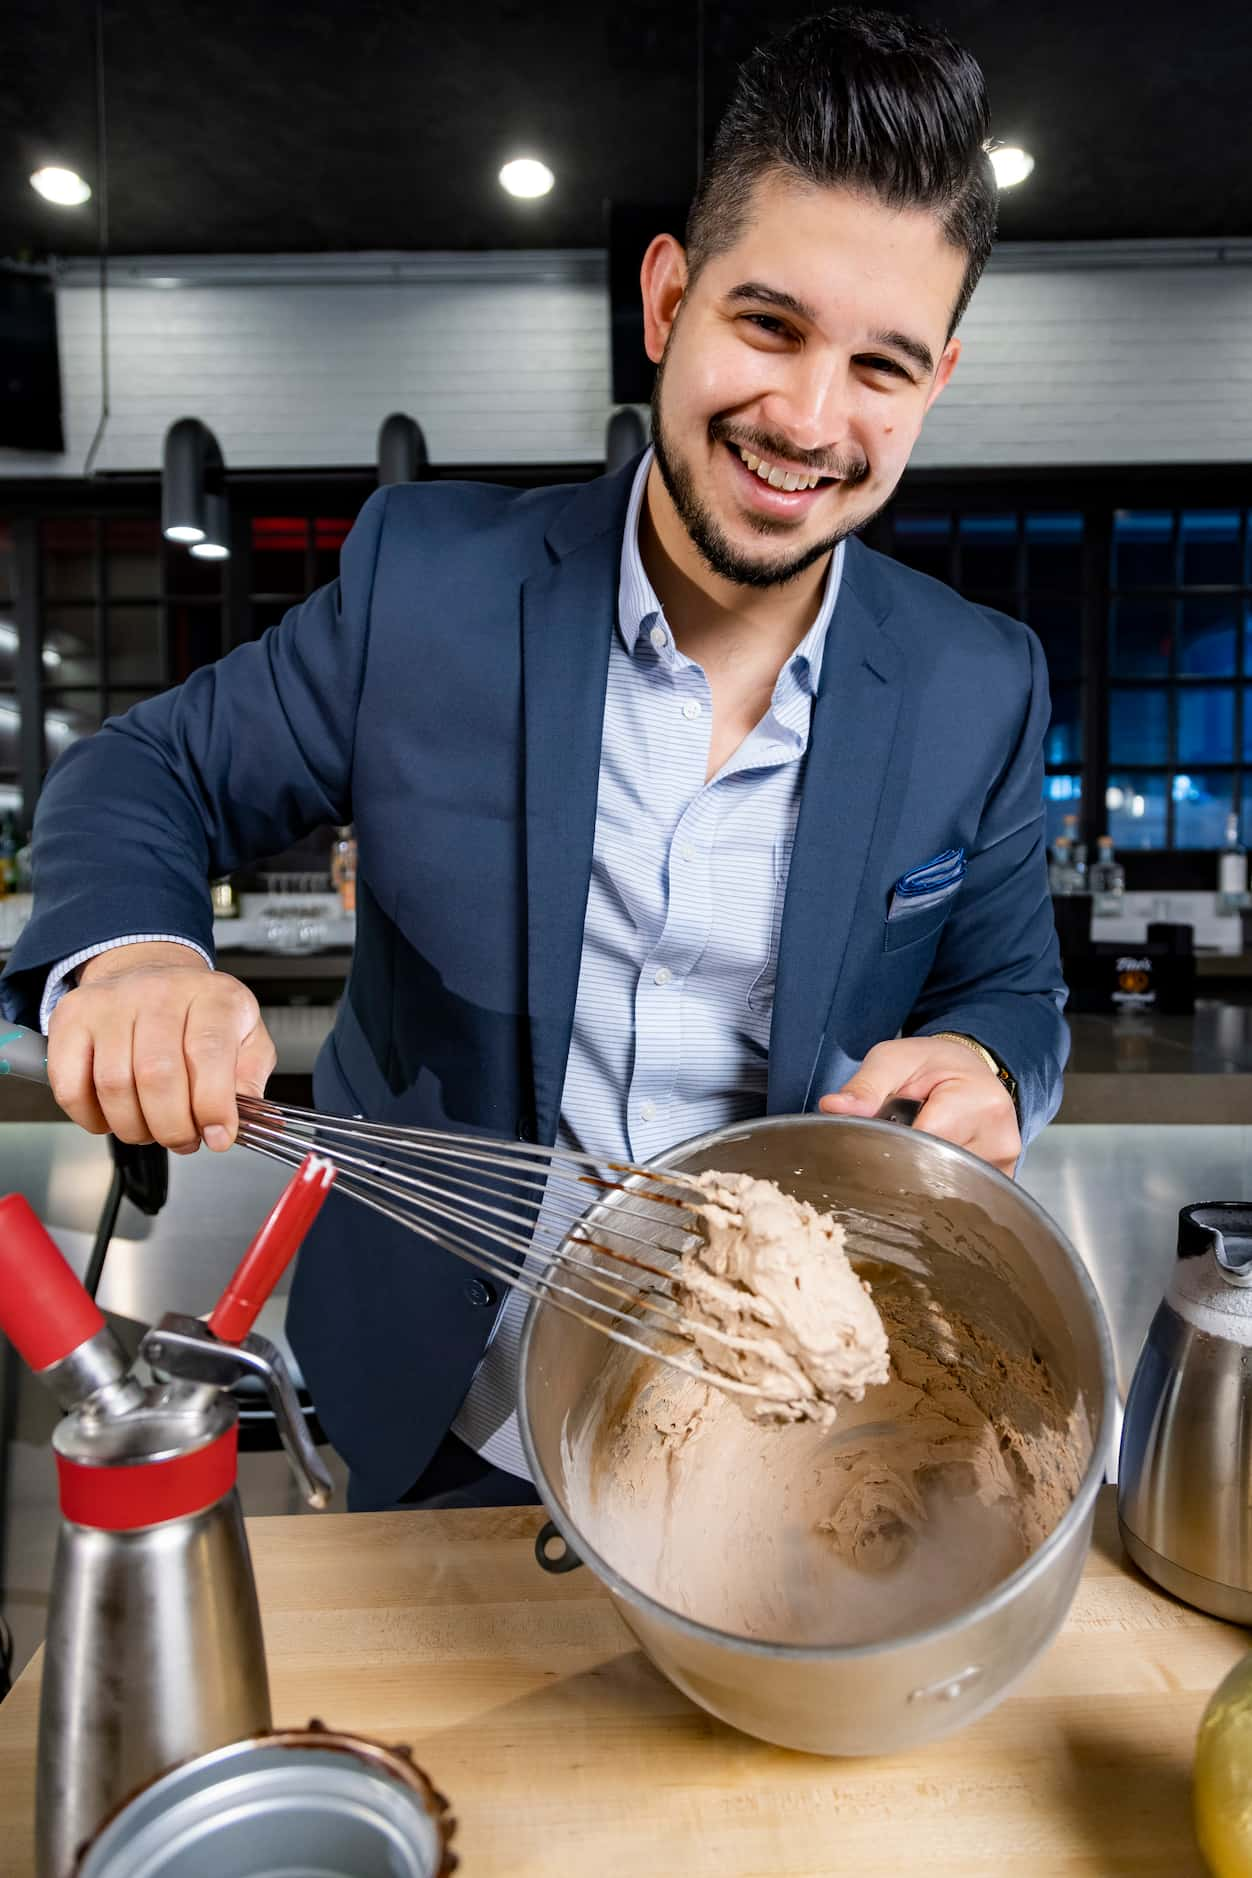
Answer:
[{"left": 761, "top": 355, "right": 856, "bottom": 458}]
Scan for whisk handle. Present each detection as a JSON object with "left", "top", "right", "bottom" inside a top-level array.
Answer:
[{"left": 0, "top": 1025, "right": 49, "bottom": 1084}]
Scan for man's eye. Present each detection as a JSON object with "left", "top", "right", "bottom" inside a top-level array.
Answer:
[
  {"left": 862, "top": 356, "right": 911, "bottom": 380},
  {"left": 744, "top": 314, "right": 789, "bottom": 337}
]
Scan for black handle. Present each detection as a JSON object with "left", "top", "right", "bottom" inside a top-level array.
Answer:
[
  {"left": 876, "top": 1096, "right": 922, "bottom": 1128},
  {"left": 534, "top": 1519, "right": 583, "bottom": 1574},
  {"left": 1177, "top": 1203, "right": 1252, "bottom": 1270}
]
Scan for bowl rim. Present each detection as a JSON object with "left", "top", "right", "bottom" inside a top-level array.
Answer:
[{"left": 518, "top": 1110, "right": 1118, "bottom": 1663}]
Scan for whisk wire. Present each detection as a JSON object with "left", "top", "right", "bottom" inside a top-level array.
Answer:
[{"left": 233, "top": 1094, "right": 785, "bottom": 1407}]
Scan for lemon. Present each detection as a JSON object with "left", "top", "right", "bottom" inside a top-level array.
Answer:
[{"left": 1196, "top": 1651, "right": 1252, "bottom": 1876}]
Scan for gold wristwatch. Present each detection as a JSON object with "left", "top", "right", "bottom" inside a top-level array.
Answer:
[{"left": 929, "top": 1031, "right": 1020, "bottom": 1120}]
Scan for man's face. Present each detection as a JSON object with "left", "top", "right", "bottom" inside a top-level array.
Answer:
[{"left": 642, "top": 172, "right": 966, "bottom": 589}]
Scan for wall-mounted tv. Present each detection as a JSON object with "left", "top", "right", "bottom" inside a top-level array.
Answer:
[
  {"left": 0, "top": 267, "right": 64, "bottom": 453},
  {"left": 607, "top": 200, "right": 688, "bottom": 406}
]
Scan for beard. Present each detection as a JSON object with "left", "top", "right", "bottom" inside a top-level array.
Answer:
[{"left": 648, "top": 339, "right": 882, "bottom": 592}]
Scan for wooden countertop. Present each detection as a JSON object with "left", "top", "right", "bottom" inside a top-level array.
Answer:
[{"left": 0, "top": 1488, "right": 1246, "bottom": 1875}]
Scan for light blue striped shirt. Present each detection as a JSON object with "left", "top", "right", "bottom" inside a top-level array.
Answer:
[{"left": 454, "top": 450, "right": 845, "bottom": 1474}]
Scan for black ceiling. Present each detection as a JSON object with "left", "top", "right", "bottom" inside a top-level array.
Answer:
[{"left": 4, "top": 0, "right": 1251, "bottom": 260}]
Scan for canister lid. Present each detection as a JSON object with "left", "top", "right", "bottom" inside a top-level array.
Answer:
[{"left": 75, "top": 1724, "right": 457, "bottom": 1878}]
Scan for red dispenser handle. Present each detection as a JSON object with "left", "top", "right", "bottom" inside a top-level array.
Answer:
[
  {"left": 0, "top": 1193, "right": 107, "bottom": 1373},
  {"left": 208, "top": 1153, "right": 336, "bottom": 1344}
]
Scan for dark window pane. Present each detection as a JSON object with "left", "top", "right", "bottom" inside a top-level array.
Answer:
[
  {"left": 964, "top": 590, "right": 1018, "bottom": 617},
  {"left": 42, "top": 518, "right": 97, "bottom": 600},
  {"left": 1181, "top": 510, "right": 1242, "bottom": 587},
  {"left": 43, "top": 604, "right": 99, "bottom": 685},
  {"left": 1107, "top": 774, "right": 1168, "bottom": 849},
  {"left": 1113, "top": 511, "right": 1174, "bottom": 589},
  {"left": 168, "top": 601, "right": 223, "bottom": 680},
  {"left": 164, "top": 540, "right": 223, "bottom": 597},
  {"left": 1110, "top": 687, "right": 1169, "bottom": 764},
  {"left": 1025, "top": 512, "right": 1083, "bottom": 590},
  {"left": 1046, "top": 684, "right": 1082, "bottom": 766},
  {"left": 1043, "top": 774, "right": 1082, "bottom": 848},
  {"left": 248, "top": 600, "right": 294, "bottom": 641},
  {"left": 959, "top": 513, "right": 1018, "bottom": 590},
  {"left": 43, "top": 689, "right": 102, "bottom": 762},
  {"left": 252, "top": 517, "right": 308, "bottom": 596},
  {"left": 107, "top": 605, "right": 163, "bottom": 685},
  {"left": 1110, "top": 597, "right": 1173, "bottom": 677},
  {"left": 1178, "top": 595, "right": 1239, "bottom": 676},
  {"left": 1173, "top": 771, "right": 1235, "bottom": 848},
  {"left": 103, "top": 518, "right": 161, "bottom": 599},
  {"left": 0, "top": 521, "right": 14, "bottom": 605},
  {"left": 1028, "top": 594, "right": 1083, "bottom": 682},
  {"left": 313, "top": 518, "right": 354, "bottom": 589},
  {"left": 890, "top": 511, "right": 951, "bottom": 581},
  {"left": 1177, "top": 686, "right": 1234, "bottom": 763},
  {"left": 105, "top": 689, "right": 158, "bottom": 721}
]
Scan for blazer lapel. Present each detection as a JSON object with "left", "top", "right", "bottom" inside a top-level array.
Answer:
[
  {"left": 520, "top": 460, "right": 640, "bottom": 1145},
  {"left": 767, "top": 542, "right": 904, "bottom": 1113}
]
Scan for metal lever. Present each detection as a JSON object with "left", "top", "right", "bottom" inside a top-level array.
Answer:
[{"left": 142, "top": 1312, "right": 334, "bottom": 1509}]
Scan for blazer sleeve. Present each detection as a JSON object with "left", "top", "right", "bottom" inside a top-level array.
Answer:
[
  {"left": 0, "top": 488, "right": 390, "bottom": 1029},
  {"left": 903, "top": 622, "right": 1069, "bottom": 1145}
]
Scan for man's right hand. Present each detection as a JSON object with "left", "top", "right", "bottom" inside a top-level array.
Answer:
[{"left": 47, "top": 942, "right": 277, "bottom": 1154}]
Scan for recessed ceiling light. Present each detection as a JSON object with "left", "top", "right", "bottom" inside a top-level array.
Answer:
[
  {"left": 30, "top": 166, "right": 92, "bottom": 207},
  {"left": 189, "top": 541, "right": 230, "bottom": 561},
  {"left": 163, "top": 524, "right": 205, "bottom": 544},
  {"left": 989, "top": 146, "right": 1035, "bottom": 189},
  {"left": 499, "top": 158, "right": 554, "bottom": 200}
]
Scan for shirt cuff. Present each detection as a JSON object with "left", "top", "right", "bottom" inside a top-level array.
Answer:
[{"left": 40, "top": 934, "right": 213, "bottom": 1035}]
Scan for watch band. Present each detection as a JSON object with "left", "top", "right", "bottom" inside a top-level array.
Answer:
[{"left": 929, "top": 1031, "right": 1020, "bottom": 1120}]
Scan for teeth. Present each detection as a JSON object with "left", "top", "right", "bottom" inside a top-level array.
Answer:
[{"left": 736, "top": 444, "right": 822, "bottom": 492}]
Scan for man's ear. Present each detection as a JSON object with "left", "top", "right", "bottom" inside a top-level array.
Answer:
[
  {"left": 640, "top": 233, "right": 688, "bottom": 364},
  {"left": 925, "top": 336, "right": 962, "bottom": 412}
]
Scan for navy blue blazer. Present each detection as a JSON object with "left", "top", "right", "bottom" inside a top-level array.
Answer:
[{"left": 2, "top": 456, "right": 1067, "bottom": 1505}]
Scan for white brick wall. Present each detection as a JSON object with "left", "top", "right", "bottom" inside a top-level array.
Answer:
[{"left": 3, "top": 241, "right": 1250, "bottom": 477}]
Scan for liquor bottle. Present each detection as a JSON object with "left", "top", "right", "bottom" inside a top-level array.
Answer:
[
  {"left": 0, "top": 815, "right": 17, "bottom": 897},
  {"left": 331, "top": 825, "right": 357, "bottom": 915},
  {"left": 1218, "top": 813, "right": 1247, "bottom": 912},
  {"left": 1090, "top": 836, "right": 1125, "bottom": 916},
  {"left": 1049, "top": 834, "right": 1075, "bottom": 895}
]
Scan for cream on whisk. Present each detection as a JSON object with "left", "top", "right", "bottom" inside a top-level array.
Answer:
[{"left": 676, "top": 1171, "right": 890, "bottom": 1426}]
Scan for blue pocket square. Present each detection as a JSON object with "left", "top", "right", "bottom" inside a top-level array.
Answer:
[{"left": 887, "top": 848, "right": 966, "bottom": 919}]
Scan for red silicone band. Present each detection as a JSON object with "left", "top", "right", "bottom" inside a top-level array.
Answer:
[{"left": 56, "top": 1424, "right": 239, "bottom": 1530}]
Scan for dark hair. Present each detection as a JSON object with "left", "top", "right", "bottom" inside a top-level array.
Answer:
[{"left": 686, "top": 8, "right": 997, "bottom": 337}]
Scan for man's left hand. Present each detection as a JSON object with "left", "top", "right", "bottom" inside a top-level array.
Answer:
[{"left": 818, "top": 1036, "right": 1021, "bottom": 1178}]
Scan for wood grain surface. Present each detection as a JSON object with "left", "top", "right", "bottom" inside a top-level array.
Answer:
[{"left": 0, "top": 1488, "right": 1244, "bottom": 1875}]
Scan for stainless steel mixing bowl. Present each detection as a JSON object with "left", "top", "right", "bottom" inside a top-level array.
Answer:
[{"left": 518, "top": 1113, "right": 1116, "bottom": 1756}]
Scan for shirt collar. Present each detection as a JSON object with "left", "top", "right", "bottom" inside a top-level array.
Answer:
[{"left": 616, "top": 445, "right": 843, "bottom": 696}]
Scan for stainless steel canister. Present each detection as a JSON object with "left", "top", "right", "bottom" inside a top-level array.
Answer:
[
  {"left": 519, "top": 1113, "right": 1116, "bottom": 1757},
  {"left": 74, "top": 1725, "right": 457, "bottom": 1878}
]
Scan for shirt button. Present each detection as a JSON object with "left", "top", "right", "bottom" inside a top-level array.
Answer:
[
  {"left": 649, "top": 624, "right": 668, "bottom": 652},
  {"left": 653, "top": 966, "right": 673, "bottom": 985},
  {"left": 677, "top": 843, "right": 696, "bottom": 863},
  {"left": 640, "top": 1100, "right": 658, "bottom": 1121},
  {"left": 681, "top": 700, "right": 701, "bottom": 720}
]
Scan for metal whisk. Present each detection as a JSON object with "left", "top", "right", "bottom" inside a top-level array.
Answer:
[{"left": 235, "top": 1094, "right": 773, "bottom": 1406}]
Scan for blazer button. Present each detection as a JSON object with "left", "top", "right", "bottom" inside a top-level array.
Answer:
[
  {"left": 465, "top": 1278, "right": 497, "bottom": 1308},
  {"left": 516, "top": 1117, "right": 533, "bottom": 1142}
]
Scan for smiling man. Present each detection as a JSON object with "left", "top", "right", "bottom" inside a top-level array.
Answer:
[{"left": 1, "top": 8, "right": 1067, "bottom": 1511}]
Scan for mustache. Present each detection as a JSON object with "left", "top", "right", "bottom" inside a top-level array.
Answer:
[{"left": 709, "top": 417, "right": 870, "bottom": 487}]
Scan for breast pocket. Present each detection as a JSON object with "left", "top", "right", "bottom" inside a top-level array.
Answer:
[{"left": 883, "top": 881, "right": 960, "bottom": 954}]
